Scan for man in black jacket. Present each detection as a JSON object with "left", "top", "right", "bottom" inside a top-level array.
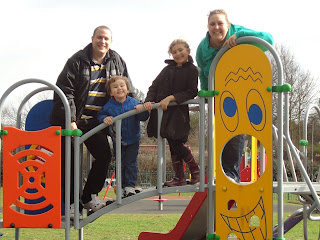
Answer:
[{"left": 50, "top": 26, "right": 132, "bottom": 220}]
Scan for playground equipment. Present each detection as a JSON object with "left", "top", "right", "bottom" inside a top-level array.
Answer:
[{"left": 1, "top": 37, "right": 320, "bottom": 239}]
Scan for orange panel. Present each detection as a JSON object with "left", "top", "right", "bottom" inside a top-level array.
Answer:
[{"left": 2, "top": 126, "right": 61, "bottom": 228}]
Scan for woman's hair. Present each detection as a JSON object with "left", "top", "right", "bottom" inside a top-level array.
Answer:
[
  {"left": 105, "top": 75, "right": 130, "bottom": 94},
  {"left": 168, "top": 39, "right": 191, "bottom": 55},
  {"left": 207, "top": 9, "right": 230, "bottom": 25}
]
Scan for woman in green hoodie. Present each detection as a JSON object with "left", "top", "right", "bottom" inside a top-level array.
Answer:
[
  {"left": 196, "top": 9, "right": 273, "bottom": 90},
  {"left": 196, "top": 9, "right": 274, "bottom": 182}
]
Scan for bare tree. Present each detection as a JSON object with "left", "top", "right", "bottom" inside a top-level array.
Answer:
[
  {"left": 269, "top": 44, "right": 320, "bottom": 145},
  {"left": 1, "top": 105, "right": 17, "bottom": 127},
  {"left": 1, "top": 91, "right": 51, "bottom": 128},
  {"left": 133, "top": 87, "right": 145, "bottom": 102}
]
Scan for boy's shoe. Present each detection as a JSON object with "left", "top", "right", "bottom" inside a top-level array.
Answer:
[
  {"left": 106, "top": 199, "right": 116, "bottom": 205},
  {"left": 83, "top": 194, "right": 106, "bottom": 212},
  {"left": 134, "top": 187, "right": 143, "bottom": 194},
  {"left": 69, "top": 203, "right": 83, "bottom": 221},
  {"left": 87, "top": 199, "right": 116, "bottom": 217},
  {"left": 124, "top": 187, "right": 136, "bottom": 197}
]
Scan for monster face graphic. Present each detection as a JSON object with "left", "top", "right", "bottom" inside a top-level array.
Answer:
[
  {"left": 214, "top": 44, "right": 273, "bottom": 239},
  {"left": 218, "top": 64, "right": 270, "bottom": 136}
]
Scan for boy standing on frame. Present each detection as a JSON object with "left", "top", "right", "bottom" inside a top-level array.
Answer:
[{"left": 98, "top": 76, "right": 149, "bottom": 197}]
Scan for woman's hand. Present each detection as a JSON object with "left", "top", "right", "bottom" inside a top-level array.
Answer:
[
  {"left": 223, "top": 34, "right": 237, "bottom": 48},
  {"left": 158, "top": 95, "right": 175, "bottom": 111},
  {"left": 143, "top": 102, "right": 154, "bottom": 112},
  {"left": 103, "top": 116, "right": 113, "bottom": 126}
]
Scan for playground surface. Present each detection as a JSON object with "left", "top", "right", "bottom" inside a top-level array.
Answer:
[
  {"left": 0, "top": 194, "right": 302, "bottom": 215},
  {"left": 106, "top": 194, "right": 303, "bottom": 215}
]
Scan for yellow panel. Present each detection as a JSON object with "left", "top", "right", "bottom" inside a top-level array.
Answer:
[{"left": 214, "top": 44, "right": 273, "bottom": 239}]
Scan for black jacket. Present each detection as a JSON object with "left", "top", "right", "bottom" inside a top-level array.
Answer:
[
  {"left": 50, "top": 43, "right": 130, "bottom": 128},
  {"left": 145, "top": 57, "right": 198, "bottom": 143}
]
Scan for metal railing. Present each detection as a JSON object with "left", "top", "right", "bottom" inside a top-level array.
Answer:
[{"left": 72, "top": 97, "right": 206, "bottom": 228}]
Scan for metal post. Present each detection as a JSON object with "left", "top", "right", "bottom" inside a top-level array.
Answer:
[
  {"left": 199, "top": 97, "right": 205, "bottom": 192},
  {"left": 116, "top": 120, "right": 122, "bottom": 205},
  {"left": 73, "top": 136, "right": 80, "bottom": 229},
  {"left": 157, "top": 108, "right": 164, "bottom": 195},
  {"left": 311, "top": 120, "right": 314, "bottom": 181}
]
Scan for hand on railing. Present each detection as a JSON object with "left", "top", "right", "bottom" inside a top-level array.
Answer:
[
  {"left": 134, "top": 104, "right": 144, "bottom": 112},
  {"left": 103, "top": 116, "right": 113, "bottom": 126},
  {"left": 143, "top": 101, "right": 155, "bottom": 112},
  {"left": 158, "top": 95, "right": 176, "bottom": 111}
]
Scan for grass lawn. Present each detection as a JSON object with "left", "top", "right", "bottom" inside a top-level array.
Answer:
[
  {"left": 0, "top": 214, "right": 180, "bottom": 240},
  {"left": 1, "top": 212, "right": 320, "bottom": 240},
  {"left": 1, "top": 189, "right": 319, "bottom": 239}
]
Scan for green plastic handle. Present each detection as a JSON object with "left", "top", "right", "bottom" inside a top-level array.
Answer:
[
  {"left": 206, "top": 233, "right": 220, "bottom": 240},
  {"left": 60, "top": 129, "right": 83, "bottom": 137},
  {"left": 268, "top": 83, "right": 292, "bottom": 92},
  {"left": 299, "top": 140, "right": 308, "bottom": 146},
  {"left": 198, "top": 90, "right": 219, "bottom": 97},
  {"left": 0, "top": 130, "right": 8, "bottom": 136}
]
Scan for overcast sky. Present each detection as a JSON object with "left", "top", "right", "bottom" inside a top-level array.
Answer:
[{"left": 1, "top": 0, "right": 319, "bottom": 102}]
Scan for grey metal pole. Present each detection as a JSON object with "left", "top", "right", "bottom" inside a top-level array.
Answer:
[
  {"left": 312, "top": 120, "right": 314, "bottom": 181},
  {"left": 162, "top": 136, "right": 166, "bottom": 187},
  {"left": 199, "top": 97, "right": 206, "bottom": 192},
  {"left": 157, "top": 108, "right": 164, "bottom": 195},
  {"left": 116, "top": 120, "right": 122, "bottom": 205},
  {"left": 73, "top": 136, "right": 81, "bottom": 229},
  {"left": 15, "top": 229, "right": 19, "bottom": 240}
]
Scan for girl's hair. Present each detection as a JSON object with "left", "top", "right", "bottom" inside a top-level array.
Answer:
[
  {"left": 168, "top": 39, "right": 191, "bottom": 55},
  {"left": 207, "top": 9, "right": 230, "bottom": 25},
  {"left": 105, "top": 75, "right": 130, "bottom": 94}
]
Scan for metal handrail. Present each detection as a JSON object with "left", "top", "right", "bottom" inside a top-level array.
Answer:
[{"left": 72, "top": 98, "right": 206, "bottom": 228}]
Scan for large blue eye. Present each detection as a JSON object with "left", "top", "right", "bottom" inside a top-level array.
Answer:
[
  {"left": 220, "top": 91, "right": 239, "bottom": 132},
  {"left": 246, "top": 89, "right": 266, "bottom": 131},
  {"left": 248, "top": 104, "right": 262, "bottom": 125},
  {"left": 223, "top": 97, "right": 237, "bottom": 117}
]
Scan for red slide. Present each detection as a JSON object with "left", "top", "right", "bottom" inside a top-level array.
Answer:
[{"left": 138, "top": 189, "right": 208, "bottom": 240}]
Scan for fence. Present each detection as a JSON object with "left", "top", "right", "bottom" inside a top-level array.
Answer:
[
  {"left": 273, "top": 193, "right": 299, "bottom": 201},
  {"left": 105, "top": 170, "right": 190, "bottom": 188}
]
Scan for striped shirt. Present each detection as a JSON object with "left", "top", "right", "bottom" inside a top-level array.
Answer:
[{"left": 81, "top": 57, "right": 108, "bottom": 121}]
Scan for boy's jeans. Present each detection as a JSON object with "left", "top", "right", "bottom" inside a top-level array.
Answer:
[{"left": 114, "top": 141, "right": 139, "bottom": 188}]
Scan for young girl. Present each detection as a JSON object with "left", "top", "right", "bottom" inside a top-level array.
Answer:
[
  {"left": 98, "top": 76, "right": 149, "bottom": 197},
  {"left": 144, "top": 39, "right": 199, "bottom": 187}
]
